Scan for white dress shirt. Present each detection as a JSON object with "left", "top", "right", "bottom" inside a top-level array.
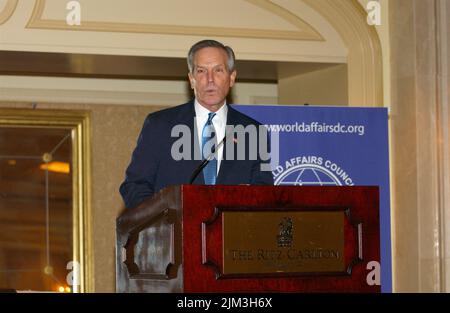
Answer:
[{"left": 194, "top": 99, "right": 227, "bottom": 175}]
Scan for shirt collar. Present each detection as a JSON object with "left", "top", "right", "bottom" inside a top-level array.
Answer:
[{"left": 194, "top": 99, "right": 228, "bottom": 124}]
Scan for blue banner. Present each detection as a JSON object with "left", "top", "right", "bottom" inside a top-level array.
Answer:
[{"left": 234, "top": 104, "right": 392, "bottom": 293}]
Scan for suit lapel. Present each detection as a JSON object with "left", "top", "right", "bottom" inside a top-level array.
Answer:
[
  {"left": 216, "top": 105, "right": 240, "bottom": 184},
  {"left": 180, "top": 101, "right": 205, "bottom": 185}
]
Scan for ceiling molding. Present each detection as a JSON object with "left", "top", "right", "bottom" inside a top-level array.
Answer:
[
  {"left": 244, "top": 0, "right": 324, "bottom": 41},
  {"left": 26, "top": 0, "right": 324, "bottom": 41},
  {"left": 0, "top": 0, "right": 18, "bottom": 25}
]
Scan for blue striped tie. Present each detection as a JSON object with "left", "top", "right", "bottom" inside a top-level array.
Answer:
[{"left": 202, "top": 112, "right": 217, "bottom": 185}]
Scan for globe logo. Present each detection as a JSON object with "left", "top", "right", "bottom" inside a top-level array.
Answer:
[{"left": 274, "top": 164, "right": 342, "bottom": 186}]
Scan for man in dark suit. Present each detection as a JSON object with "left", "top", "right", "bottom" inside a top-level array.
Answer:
[{"left": 120, "top": 39, "right": 273, "bottom": 209}]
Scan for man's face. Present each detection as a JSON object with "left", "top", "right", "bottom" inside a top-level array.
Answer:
[{"left": 188, "top": 47, "right": 237, "bottom": 112}]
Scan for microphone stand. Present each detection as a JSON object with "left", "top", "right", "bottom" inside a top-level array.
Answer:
[{"left": 189, "top": 135, "right": 227, "bottom": 184}]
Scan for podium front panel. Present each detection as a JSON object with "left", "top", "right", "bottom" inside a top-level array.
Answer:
[{"left": 182, "top": 185, "right": 380, "bottom": 293}]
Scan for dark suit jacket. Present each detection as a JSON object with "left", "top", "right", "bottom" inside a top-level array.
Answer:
[{"left": 119, "top": 100, "right": 273, "bottom": 209}]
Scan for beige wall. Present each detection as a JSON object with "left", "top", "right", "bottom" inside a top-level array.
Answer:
[
  {"left": 278, "top": 63, "right": 348, "bottom": 106},
  {"left": 390, "top": 0, "right": 450, "bottom": 292}
]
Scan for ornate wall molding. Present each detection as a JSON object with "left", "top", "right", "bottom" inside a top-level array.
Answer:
[
  {"left": 26, "top": 0, "right": 324, "bottom": 41},
  {"left": 0, "top": 0, "right": 18, "bottom": 25}
]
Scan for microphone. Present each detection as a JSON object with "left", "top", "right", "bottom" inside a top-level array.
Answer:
[{"left": 189, "top": 134, "right": 227, "bottom": 184}]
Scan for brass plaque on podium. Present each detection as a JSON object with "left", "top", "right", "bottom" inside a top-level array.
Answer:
[{"left": 222, "top": 211, "right": 345, "bottom": 275}]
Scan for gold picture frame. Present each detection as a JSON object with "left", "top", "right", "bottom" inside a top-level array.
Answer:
[{"left": 0, "top": 108, "right": 93, "bottom": 292}]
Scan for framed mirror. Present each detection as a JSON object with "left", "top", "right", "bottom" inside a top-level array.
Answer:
[{"left": 0, "top": 109, "right": 92, "bottom": 292}]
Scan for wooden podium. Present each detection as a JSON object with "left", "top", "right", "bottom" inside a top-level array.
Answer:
[{"left": 116, "top": 185, "right": 380, "bottom": 292}]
